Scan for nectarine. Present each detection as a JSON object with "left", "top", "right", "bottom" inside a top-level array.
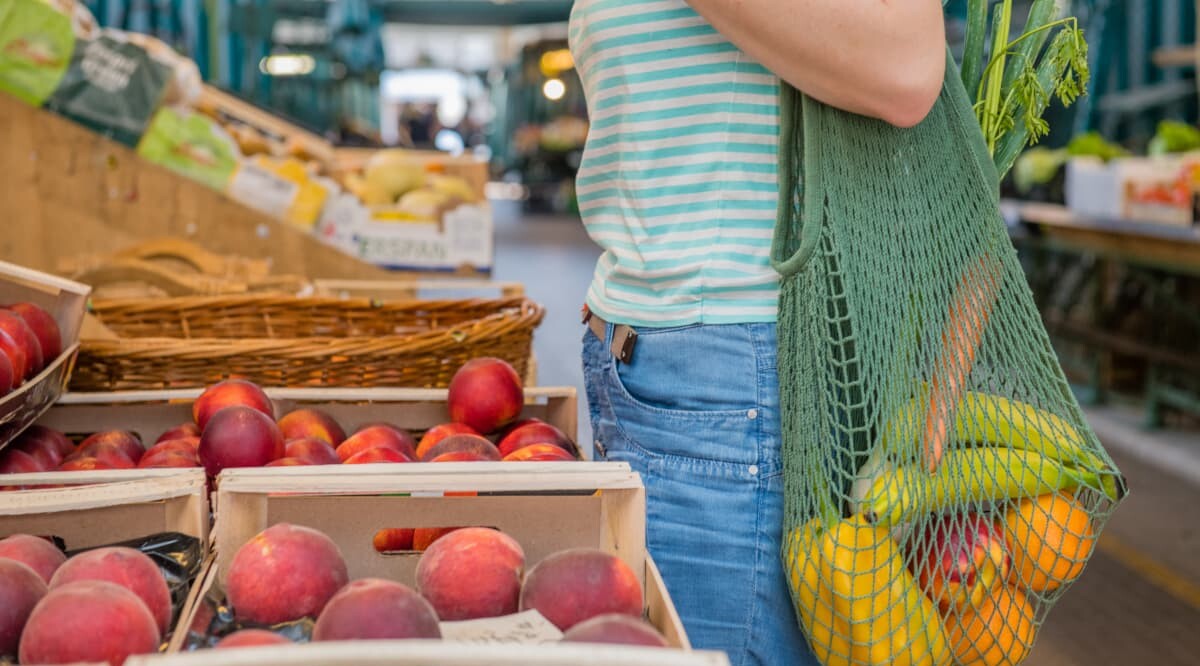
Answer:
[
  {"left": 278, "top": 409, "right": 346, "bottom": 447},
  {"left": 419, "top": 434, "right": 500, "bottom": 462},
  {"left": 155, "top": 423, "right": 200, "bottom": 444},
  {"left": 74, "top": 431, "right": 144, "bottom": 464},
  {"left": 0, "top": 448, "right": 48, "bottom": 474},
  {"left": 502, "top": 443, "right": 576, "bottom": 462},
  {"left": 415, "top": 423, "right": 479, "bottom": 459},
  {"left": 285, "top": 437, "right": 341, "bottom": 465},
  {"left": 5, "top": 302, "right": 61, "bottom": 361},
  {"left": 336, "top": 425, "right": 417, "bottom": 462},
  {"left": 343, "top": 447, "right": 413, "bottom": 464},
  {"left": 198, "top": 406, "right": 285, "bottom": 476},
  {"left": 447, "top": 358, "right": 524, "bottom": 434},
  {"left": 0, "top": 310, "right": 41, "bottom": 378},
  {"left": 12, "top": 426, "right": 74, "bottom": 469},
  {"left": 497, "top": 422, "right": 573, "bottom": 458},
  {"left": 193, "top": 379, "right": 274, "bottom": 430}
]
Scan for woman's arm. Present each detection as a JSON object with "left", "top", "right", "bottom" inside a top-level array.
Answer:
[{"left": 685, "top": 0, "right": 946, "bottom": 127}]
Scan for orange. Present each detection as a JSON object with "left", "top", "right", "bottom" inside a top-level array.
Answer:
[
  {"left": 1003, "top": 493, "right": 1097, "bottom": 593},
  {"left": 945, "top": 584, "right": 1037, "bottom": 666}
]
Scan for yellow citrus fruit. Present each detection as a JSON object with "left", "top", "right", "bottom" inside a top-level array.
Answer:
[
  {"left": 1003, "top": 493, "right": 1097, "bottom": 593},
  {"left": 945, "top": 584, "right": 1037, "bottom": 666}
]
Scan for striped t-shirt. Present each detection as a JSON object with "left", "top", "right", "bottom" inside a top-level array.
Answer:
[{"left": 568, "top": 0, "right": 781, "bottom": 327}]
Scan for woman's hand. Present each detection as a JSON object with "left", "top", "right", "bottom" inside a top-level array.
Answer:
[{"left": 686, "top": 0, "right": 946, "bottom": 128}]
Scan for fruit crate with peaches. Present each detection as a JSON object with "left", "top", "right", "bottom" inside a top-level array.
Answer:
[
  {"left": 0, "top": 469, "right": 211, "bottom": 664},
  {"left": 0, "top": 260, "right": 91, "bottom": 451},
  {"left": 69, "top": 294, "right": 543, "bottom": 392},
  {"left": 156, "top": 461, "right": 717, "bottom": 664}
]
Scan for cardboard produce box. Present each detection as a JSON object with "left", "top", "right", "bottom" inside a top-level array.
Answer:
[
  {"left": 0, "top": 469, "right": 210, "bottom": 661},
  {"left": 159, "top": 461, "right": 706, "bottom": 663},
  {"left": 0, "top": 260, "right": 91, "bottom": 449}
]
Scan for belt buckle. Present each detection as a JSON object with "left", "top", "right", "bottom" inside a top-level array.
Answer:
[{"left": 611, "top": 325, "right": 637, "bottom": 363}]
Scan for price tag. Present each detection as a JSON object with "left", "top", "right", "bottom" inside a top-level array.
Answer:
[
  {"left": 228, "top": 163, "right": 299, "bottom": 220},
  {"left": 439, "top": 609, "right": 563, "bottom": 644}
]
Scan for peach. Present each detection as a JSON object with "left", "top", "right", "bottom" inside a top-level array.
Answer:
[
  {"left": 416, "top": 527, "right": 524, "bottom": 620},
  {"left": 5, "top": 303, "right": 61, "bottom": 362},
  {"left": 278, "top": 409, "right": 346, "bottom": 447},
  {"left": 265, "top": 457, "right": 313, "bottom": 467},
  {"left": 155, "top": 423, "right": 200, "bottom": 444},
  {"left": 430, "top": 451, "right": 497, "bottom": 462},
  {"left": 415, "top": 422, "right": 479, "bottom": 459},
  {"left": 336, "top": 425, "right": 417, "bottom": 462},
  {"left": 12, "top": 426, "right": 75, "bottom": 469},
  {"left": 285, "top": 437, "right": 341, "bottom": 465},
  {"left": 0, "top": 310, "right": 42, "bottom": 377},
  {"left": 497, "top": 422, "right": 574, "bottom": 458},
  {"left": 373, "top": 528, "right": 415, "bottom": 553},
  {"left": 215, "top": 629, "right": 292, "bottom": 648},
  {"left": 19, "top": 580, "right": 160, "bottom": 666},
  {"left": 226, "top": 523, "right": 349, "bottom": 624},
  {"left": 0, "top": 534, "right": 67, "bottom": 583},
  {"left": 137, "top": 450, "right": 201, "bottom": 469},
  {"left": 198, "top": 406, "right": 285, "bottom": 476},
  {"left": 0, "top": 325, "right": 28, "bottom": 381},
  {"left": 520, "top": 548, "right": 643, "bottom": 630},
  {"left": 502, "top": 443, "right": 576, "bottom": 462},
  {"left": 193, "top": 379, "right": 274, "bottom": 430},
  {"left": 143, "top": 439, "right": 200, "bottom": 459},
  {"left": 0, "top": 448, "right": 48, "bottom": 474},
  {"left": 419, "top": 434, "right": 500, "bottom": 462},
  {"left": 412, "top": 527, "right": 461, "bottom": 552},
  {"left": 562, "top": 614, "right": 668, "bottom": 647},
  {"left": 0, "top": 346, "right": 12, "bottom": 394},
  {"left": 50, "top": 546, "right": 172, "bottom": 635},
  {"left": 343, "top": 447, "right": 412, "bottom": 464},
  {"left": 0, "top": 558, "right": 47, "bottom": 655},
  {"left": 58, "top": 457, "right": 122, "bottom": 472},
  {"left": 447, "top": 358, "right": 524, "bottom": 434},
  {"left": 74, "top": 431, "right": 145, "bottom": 464},
  {"left": 313, "top": 579, "right": 442, "bottom": 641}
]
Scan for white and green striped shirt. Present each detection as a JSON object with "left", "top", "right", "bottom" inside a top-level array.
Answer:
[{"left": 568, "top": 0, "right": 781, "bottom": 327}]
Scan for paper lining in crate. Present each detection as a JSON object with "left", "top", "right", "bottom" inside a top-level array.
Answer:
[
  {"left": 69, "top": 294, "right": 543, "bottom": 391},
  {"left": 0, "top": 469, "right": 210, "bottom": 660},
  {"left": 152, "top": 462, "right": 720, "bottom": 664},
  {"left": 46, "top": 385, "right": 579, "bottom": 458},
  {"left": 0, "top": 261, "right": 91, "bottom": 450}
]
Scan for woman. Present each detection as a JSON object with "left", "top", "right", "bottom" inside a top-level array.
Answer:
[{"left": 571, "top": 1, "right": 946, "bottom": 664}]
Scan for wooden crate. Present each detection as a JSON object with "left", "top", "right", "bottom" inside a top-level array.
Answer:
[
  {"left": 0, "top": 93, "right": 387, "bottom": 281},
  {"left": 0, "top": 261, "right": 91, "bottom": 449}
]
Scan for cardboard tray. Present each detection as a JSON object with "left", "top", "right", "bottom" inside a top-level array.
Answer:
[
  {"left": 0, "top": 469, "right": 211, "bottom": 661},
  {"left": 0, "top": 260, "right": 91, "bottom": 450},
  {"left": 162, "top": 462, "right": 708, "bottom": 663}
]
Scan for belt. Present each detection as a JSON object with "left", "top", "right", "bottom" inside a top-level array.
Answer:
[{"left": 581, "top": 305, "right": 638, "bottom": 363}]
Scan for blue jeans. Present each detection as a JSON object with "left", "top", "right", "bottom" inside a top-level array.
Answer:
[{"left": 582, "top": 321, "right": 819, "bottom": 666}]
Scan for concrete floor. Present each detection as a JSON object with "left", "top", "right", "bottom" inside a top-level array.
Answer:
[{"left": 489, "top": 201, "right": 1200, "bottom": 666}]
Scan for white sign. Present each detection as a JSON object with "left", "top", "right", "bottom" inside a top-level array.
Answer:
[{"left": 439, "top": 609, "right": 564, "bottom": 645}]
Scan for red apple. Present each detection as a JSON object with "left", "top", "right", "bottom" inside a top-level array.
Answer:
[
  {"left": 336, "top": 425, "right": 417, "bottom": 462},
  {"left": 0, "top": 310, "right": 41, "bottom": 378},
  {"left": 447, "top": 358, "right": 524, "bottom": 434},
  {"left": 226, "top": 523, "right": 349, "bottom": 624},
  {"left": 415, "top": 423, "right": 479, "bottom": 460},
  {"left": 343, "top": 447, "right": 413, "bottom": 464},
  {"left": 497, "top": 422, "right": 574, "bottom": 458},
  {"left": 285, "top": 437, "right": 341, "bottom": 465},
  {"left": 278, "top": 408, "right": 346, "bottom": 447},
  {"left": 502, "top": 443, "right": 576, "bottom": 462},
  {"left": 198, "top": 406, "right": 285, "bottom": 476},
  {"left": 419, "top": 434, "right": 501, "bottom": 462},
  {"left": 155, "top": 423, "right": 200, "bottom": 444},
  {"left": 5, "top": 302, "right": 62, "bottom": 362},
  {"left": 912, "top": 513, "right": 1011, "bottom": 612},
  {"left": 73, "top": 431, "right": 144, "bottom": 464},
  {"left": 193, "top": 379, "right": 274, "bottom": 430}
]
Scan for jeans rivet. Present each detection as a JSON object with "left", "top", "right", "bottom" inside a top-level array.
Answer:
[
  {"left": 747, "top": 408, "right": 758, "bottom": 420},
  {"left": 748, "top": 465, "right": 759, "bottom": 476}
]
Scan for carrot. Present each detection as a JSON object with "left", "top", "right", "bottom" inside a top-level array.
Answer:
[{"left": 923, "top": 256, "right": 1001, "bottom": 473}]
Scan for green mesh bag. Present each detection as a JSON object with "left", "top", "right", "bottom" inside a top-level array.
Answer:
[{"left": 772, "top": 51, "right": 1126, "bottom": 666}]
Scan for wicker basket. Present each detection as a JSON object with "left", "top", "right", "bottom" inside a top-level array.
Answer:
[{"left": 71, "top": 295, "right": 543, "bottom": 391}]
